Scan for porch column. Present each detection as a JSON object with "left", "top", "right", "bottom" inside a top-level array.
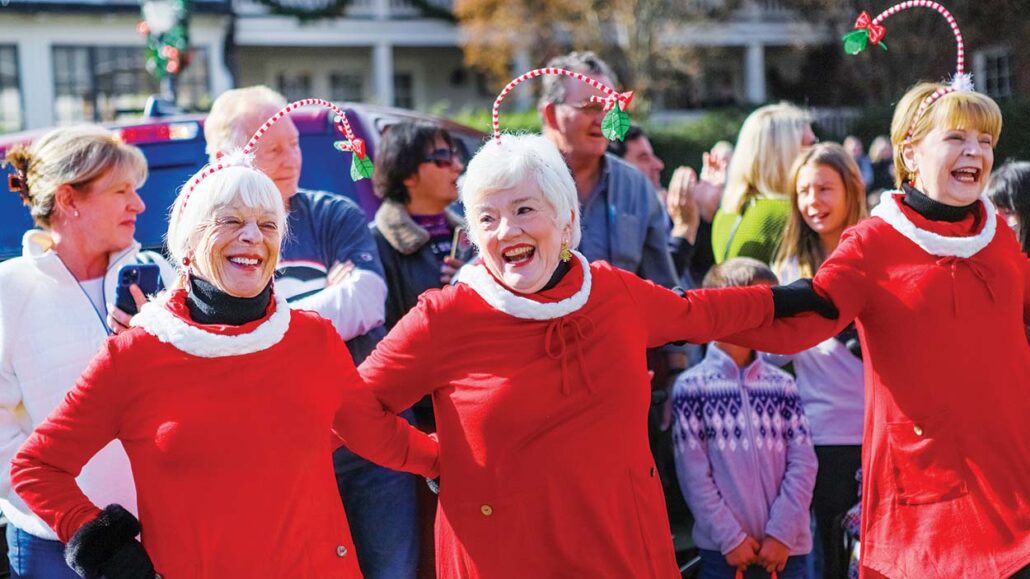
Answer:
[
  {"left": 373, "top": 42, "right": 394, "bottom": 107},
  {"left": 744, "top": 42, "right": 766, "bottom": 105}
]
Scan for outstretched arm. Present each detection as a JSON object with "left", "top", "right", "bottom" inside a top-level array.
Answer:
[
  {"left": 724, "top": 227, "right": 871, "bottom": 354},
  {"left": 330, "top": 319, "right": 439, "bottom": 478}
]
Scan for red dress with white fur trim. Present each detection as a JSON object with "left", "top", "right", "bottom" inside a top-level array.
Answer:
[
  {"left": 352, "top": 254, "right": 775, "bottom": 579},
  {"left": 11, "top": 289, "right": 432, "bottom": 578},
  {"left": 727, "top": 192, "right": 1030, "bottom": 579}
]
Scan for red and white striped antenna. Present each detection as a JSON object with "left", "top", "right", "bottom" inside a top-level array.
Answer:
[
  {"left": 844, "top": 2, "right": 971, "bottom": 140},
  {"left": 180, "top": 98, "right": 370, "bottom": 211},
  {"left": 492, "top": 67, "right": 635, "bottom": 145}
]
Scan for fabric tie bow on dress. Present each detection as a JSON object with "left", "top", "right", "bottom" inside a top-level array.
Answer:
[
  {"left": 936, "top": 255, "right": 996, "bottom": 316},
  {"left": 544, "top": 315, "right": 596, "bottom": 396}
]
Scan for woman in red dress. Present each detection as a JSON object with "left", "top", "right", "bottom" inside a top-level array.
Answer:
[
  {"left": 8, "top": 162, "right": 429, "bottom": 579},
  {"left": 340, "top": 133, "right": 836, "bottom": 579},
  {"left": 727, "top": 82, "right": 1030, "bottom": 579}
]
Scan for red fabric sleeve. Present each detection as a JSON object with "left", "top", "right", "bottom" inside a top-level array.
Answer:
[
  {"left": 612, "top": 267, "right": 774, "bottom": 346},
  {"left": 722, "top": 226, "right": 870, "bottom": 354},
  {"left": 1022, "top": 252, "right": 1030, "bottom": 324},
  {"left": 341, "top": 300, "right": 442, "bottom": 478},
  {"left": 10, "top": 341, "right": 127, "bottom": 542}
]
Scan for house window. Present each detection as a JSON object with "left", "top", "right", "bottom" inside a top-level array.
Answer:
[
  {"left": 277, "top": 72, "right": 311, "bottom": 103},
  {"left": 330, "top": 73, "right": 364, "bottom": 102},
  {"left": 53, "top": 46, "right": 211, "bottom": 124},
  {"left": 982, "top": 48, "right": 1014, "bottom": 99},
  {"left": 393, "top": 73, "right": 414, "bottom": 109},
  {"left": 0, "top": 46, "right": 22, "bottom": 132}
]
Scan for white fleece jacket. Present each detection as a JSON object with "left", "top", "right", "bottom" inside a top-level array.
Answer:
[{"left": 0, "top": 230, "right": 174, "bottom": 539}]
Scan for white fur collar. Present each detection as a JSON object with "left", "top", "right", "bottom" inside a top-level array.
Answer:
[
  {"left": 461, "top": 251, "right": 592, "bottom": 320},
  {"left": 871, "top": 190, "right": 996, "bottom": 258},
  {"left": 132, "top": 290, "right": 291, "bottom": 358}
]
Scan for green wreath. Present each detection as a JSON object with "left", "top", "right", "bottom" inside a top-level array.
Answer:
[{"left": 138, "top": 0, "right": 192, "bottom": 81}]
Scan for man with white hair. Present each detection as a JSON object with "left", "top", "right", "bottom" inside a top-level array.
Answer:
[{"left": 204, "top": 86, "right": 417, "bottom": 579}]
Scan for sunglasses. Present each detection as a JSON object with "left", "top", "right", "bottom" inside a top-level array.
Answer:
[
  {"left": 560, "top": 100, "right": 606, "bottom": 115},
  {"left": 423, "top": 148, "right": 460, "bottom": 168}
]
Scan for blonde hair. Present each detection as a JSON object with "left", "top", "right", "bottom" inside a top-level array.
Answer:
[
  {"left": 204, "top": 86, "right": 288, "bottom": 162},
  {"left": 460, "top": 134, "right": 581, "bottom": 250},
  {"left": 167, "top": 165, "right": 287, "bottom": 272},
  {"left": 892, "top": 83, "right": 1003, "bottom": 187},
  {"left": 775, "top": 143, "right": 867, "bottom": 278},
  {"left": 3, "top": 125, "right": 147, "bottom": 228},
  {"left": 702, "top": 257, "right": 779, "bottom": 289},
  {"left": 721, "top": 103, "right": 812, "bottom": 214}
]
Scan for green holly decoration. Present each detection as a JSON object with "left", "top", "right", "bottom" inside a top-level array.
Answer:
[
  {"left": 601, "top": 108, "right": 631, "bottom": 141},
  {"left": 842, "top": 30, "right": 888, "bottom": 55},
  {"left": 350, "top": 155, "right": 374, "bottom": 181}
]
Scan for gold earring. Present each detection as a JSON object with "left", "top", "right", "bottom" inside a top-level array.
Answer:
[{"left": 559, "top": 240, "right": 572, "bottom": 263}]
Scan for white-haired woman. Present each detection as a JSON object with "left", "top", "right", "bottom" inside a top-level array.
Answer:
[
  {"left": 712, "top": 103, "right": 816, "bottom": 265},
  {"left": 343, "top": 134, "right": 836, "bottom": 578},
  {"left": 0, "top": 126, "right": 174, "bottom": 578},
  {"left": 9, "top": 163, "right": 431, "bottom": 578}
]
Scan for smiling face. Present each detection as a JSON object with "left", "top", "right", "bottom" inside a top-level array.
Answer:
[
  {"left": 796, "top": 163, "right": 849, "bottom": 246},
  {"left": 469, "top": 184, "right": 570, "bottom": 294},
  {"left": 64, "top": 165, "right": 146, "bottom": 255},
  {"left": 190, "top": 200, "right": 282, "bottom": 297},
  {"left": 905, "top": 127, "right": 995, "bottom": 206},
  {"left": 249, "top": 110, "right": 302, "bottom": 203}
]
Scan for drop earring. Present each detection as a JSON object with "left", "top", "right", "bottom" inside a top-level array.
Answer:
[{"left": 559, "top": 240, "right": 572, "bottom": 263}]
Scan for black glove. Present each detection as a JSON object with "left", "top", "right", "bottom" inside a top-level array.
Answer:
[
  {"left": 771, "top": 279, "right": 839, "bottom": 320},
  {"left": 65, "top": 504, "right": 155, "bottom": 579}
]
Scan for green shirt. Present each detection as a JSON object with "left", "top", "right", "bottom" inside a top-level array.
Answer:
[{"left": 711, "top": 197, "right": 791, "bottom": 265}]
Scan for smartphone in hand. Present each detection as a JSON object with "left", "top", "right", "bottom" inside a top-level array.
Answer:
[
  {"left": 114, "top": 264, "right": 162, "bottom": 316},
  {"left": 450, "top": 226, "right": 474, "bottom": 262}
]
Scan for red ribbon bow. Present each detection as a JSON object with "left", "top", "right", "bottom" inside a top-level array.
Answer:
[
  {"left": 854, "top": 11, "right": 886, "bottom": 45},
  {"left": 350, "top": 137, "right": 366, "bottom": 160}
]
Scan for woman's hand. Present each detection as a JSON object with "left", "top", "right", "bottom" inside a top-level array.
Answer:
[
  {"left": 757, "top": 536, "right": 790, "bottom": 573},
  {"left": 107, "top": 285, "right": 146, "bottom": 335},
  {"left": 327, "top": 260, "right": 356, "bottom": 286},
  {"left": 440, "top": 256, "right": 465, "bottom": 285},
  {"left": 770, "top": 279, "right": 839, "bottom": 319},
  {"left": 65, "top": 504, "right": 157, "bottom": 579},
  {"left": 667, "top": 167, "right": 701, "bottom": 244}
]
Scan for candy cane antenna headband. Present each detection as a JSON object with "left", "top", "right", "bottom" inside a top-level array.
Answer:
[
  {"left": 180, "top": 98, "right": 372, "bottom": 210},
  {"left": 492, "top": 67, "right": 635, "bottom": 145},
  {"left": 843, "top": 2, "right": 972, "bottom": 141}
]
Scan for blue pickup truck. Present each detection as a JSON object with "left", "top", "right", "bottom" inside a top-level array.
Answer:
[{"left": 0, "top": 104, "right": 487, "bottom": 261}]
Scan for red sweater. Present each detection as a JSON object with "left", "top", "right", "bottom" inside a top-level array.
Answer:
[
  {"left": 10, "top": 290, "right": 426, "bottom": 578},
  {"left": 352, "top": 257, "right": 775, "bottom": 579},
  {"left": 728, "top": 194, "right": 1030, "bottom": 578}
]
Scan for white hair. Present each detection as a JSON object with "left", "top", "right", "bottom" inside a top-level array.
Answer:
[
  {"left": 460, "top": 134, "right": 581, "bottom": 249},
  {"left": 204, "top": 86, "right": 288, "bottom": 162},
  {"left": 167, "top": 164, "right": 287, "bottom": 271}
]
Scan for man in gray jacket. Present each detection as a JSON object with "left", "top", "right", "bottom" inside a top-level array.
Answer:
[{"left": 539, "top": 51, "right": 678, "bottom": 289}]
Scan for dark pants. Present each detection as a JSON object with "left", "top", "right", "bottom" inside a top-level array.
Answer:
[
  {"left": 6, "top": 524, "right": 80, "bottom": 579},
  {"left": 811, "top": 445, "right": 862, "bottom": 579},
  {"left": 699, "top": 549, "right": 808, "bottom": 579}
]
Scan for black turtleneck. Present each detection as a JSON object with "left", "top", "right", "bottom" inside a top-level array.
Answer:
[
  {"left": 187, "top": 276, "right": 272, "bottom": 325},
  {"left": 902, "top": 182, "right": 980, "bottom": 224},
  {"left": 541, "top": 259, "right": 573, "bottom": 292}
]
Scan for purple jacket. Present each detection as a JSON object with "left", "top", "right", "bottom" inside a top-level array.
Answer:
[{"left": 671, "top": 344, "right": 816, "bottom": 555}]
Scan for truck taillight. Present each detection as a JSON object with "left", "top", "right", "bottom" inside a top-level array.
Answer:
[{"left": 118, "top": 122, "right": 199, "bottom": 144}]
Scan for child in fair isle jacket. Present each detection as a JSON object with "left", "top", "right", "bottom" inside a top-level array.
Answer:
[{"left": 672, "top": 258, "right": 817, "bottom": 579}]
